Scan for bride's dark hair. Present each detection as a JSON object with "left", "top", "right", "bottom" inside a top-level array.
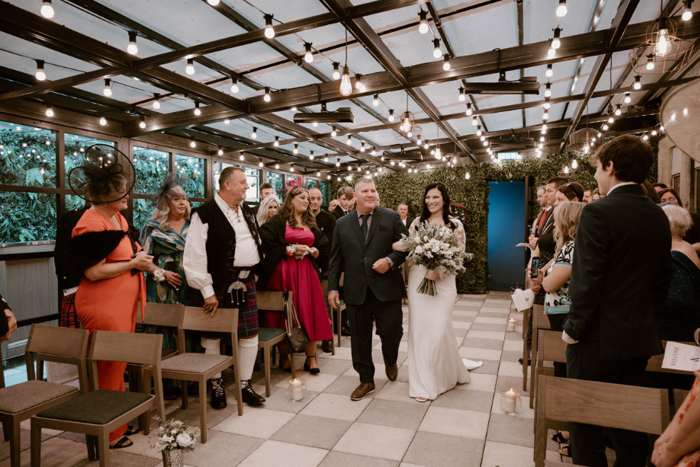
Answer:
[{"left": 419, "top": 183, "right": 455, "bottom": 229}]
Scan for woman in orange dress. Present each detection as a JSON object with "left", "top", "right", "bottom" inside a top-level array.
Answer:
[{"left": 69, "top": 146, "right": 160, "bottom": 449}]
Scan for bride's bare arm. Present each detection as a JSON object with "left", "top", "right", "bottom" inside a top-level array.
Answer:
[{"left": 392, "top": 240, "right": 406, "bottom": 251}]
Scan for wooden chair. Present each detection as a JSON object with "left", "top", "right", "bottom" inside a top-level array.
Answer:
[
  {"left": 320, "top": 280, "right": 335, "bottom": 356},
  {"left": 334, "top": 273, "right": 347, "bottom": 348},
  {"left": 522, "top": 306, "right": 531, "bottom": 392},
  {"left": 30, "top": 330, "right": 165, "bottom": 467},
  {"left": 256, "top": 291, "right": 293, "bottom": 396},
  {"left": 534, "top": 375, "right": 670, "bottom": 467},
  {"left": 153, "top": 306, "right": 243, "bottom": 443},
  {"left": 529, "top": 304, "right": 550, "bottom": 408},
  {"left": 0, "top": 325, "right": 89, "bottom": 467},
  {"left": 127, "top": 303, "right": 185, "bottom": 431},
  {"left": 646, "top": 340, "right": 695, "bottom": 375},
  {"left": 533, "top": 329, "right": 568, "bottom": 433}
]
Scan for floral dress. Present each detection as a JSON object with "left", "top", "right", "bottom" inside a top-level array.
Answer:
[
  {"left": 544, "top": 241, "right": 574, "bottom": 315},
  {"left": 673, "top": 371, "right": 700, "bottom": 467},
  {"left": 139, "top": 219, "right": 189, "bottom": 305}
]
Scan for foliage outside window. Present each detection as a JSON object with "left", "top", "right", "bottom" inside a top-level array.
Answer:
[
  {"left": 268, "top": 171, "right": 285, "bottom": 201},
  {"left": 0, "top": 192, "right": 57, "bottom": 243},
  {"left": 133, "top": 197, "right": 157, "bottom": 233},
  {"left": 133, "top": 146, "right": 170, "bottom": 195},
  {"left": 64, "top": 134, "right": 115, "bottom": 187},
  {"left": 175, "top": 154, "right": 205, "bottom": 198}
]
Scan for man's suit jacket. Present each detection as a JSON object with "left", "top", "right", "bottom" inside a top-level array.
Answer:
[
  {"left": 329, "top": 207, "right": 409, "bottom": 305},
  {"left": 534, "top": 208, "right": 553, "bottom": 237},
  {"left": 315, "top": 211, "right": 336, "bottom": 273},
  {"left": 331, "top": 205, "right": 348, "bottom": 220},
  {"left": 563, "top": 184, "right": 673, "bottom": 360}
]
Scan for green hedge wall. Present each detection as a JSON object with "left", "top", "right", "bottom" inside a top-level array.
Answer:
[{"left": 331, "top": 152, "right": 597, "bottom": 294}]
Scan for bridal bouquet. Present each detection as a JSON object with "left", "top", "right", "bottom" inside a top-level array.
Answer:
[
  {"left": 153, "top": 418, "right": 198, "bottom": 453},
  {"left": 401, "top": 222, "right": 473, "bottom": 296}
]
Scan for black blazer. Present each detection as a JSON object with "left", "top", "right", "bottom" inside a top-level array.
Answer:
[
  {"left": 328, "top": 207, "right": 409, "bottom": 305},
  {"left": 257, "top": 214, "right": 329, "bottom": 290},
  {"left": 563, "top": 184, "right": 673, "bottom": 360},
  {"left": 331, "top": 205, "right": 350, "bottom": 220},
  {"left": 54, "top": 207, "right": 89, "bottom": 291},
  {"left": 0, "top": 293, "right": 10, "bottom": 338},
  {"left": 315, "top": 211, "right": 336, "bottom": 273}
]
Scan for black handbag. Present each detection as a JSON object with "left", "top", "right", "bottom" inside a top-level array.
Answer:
[{"left": 284, "top": 291, "right": 309, "bottom": 353}]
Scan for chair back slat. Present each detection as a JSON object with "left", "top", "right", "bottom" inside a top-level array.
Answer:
[
  {"left": 137, "top": 303, "right": 185, "bottom": 328},
  {"left": 256, "top": 291, "right": 290, "bottom": 312},
  {"left": 88, "top": 330, "right": 163, "bottom": 366},
  {"left": 25, "top": 324, "right": 90, "bottom": 362},
  {"left": 540, "top": 330, "right": 567, "bottom": 363},
  {"left": 541, "top": 375, "right": 670, "bottom": 435},
  {"left": 181, "top": 307, "right": 238, "bottom": 334},
  {"left": 533, "top": 305, "right": 551, "bottom": 331}
]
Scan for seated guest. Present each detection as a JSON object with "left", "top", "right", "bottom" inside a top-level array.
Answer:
[
  {"left": 329, "top": 199, "right": 339, "bottom": 213},
  {"left": 652, "top": 369, "right": 700, "bottom": 467},
  {"left": 256, "top": 195, "right": 280, "bottom": 227},
  {"left": 555, "top": 182, "right": 584, "bottom": 204},
  {"left": 661, "top": 205, "right": 700, "bottom": 342},
  {"left": 562, "top": 135, "right": 672, "bottom": 466},
  {"left": 258, "top": 187, "right": 332, "bottom": 374},
  {"left": 0, "top": 294, "right": 17, "bottom": 343},
  {"left": 658, "top": 188, "right": 700, "bottom": 253}
]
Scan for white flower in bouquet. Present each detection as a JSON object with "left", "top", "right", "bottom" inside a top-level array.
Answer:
[
  {"left": 151, "top": 418, "right": 199, "bottom": 453},
  {"left": 176, "top": 433, "right": 195, "bottom": 448}
]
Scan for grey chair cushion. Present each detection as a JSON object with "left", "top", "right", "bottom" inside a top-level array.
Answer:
[
  {"left": 0, "top": 380, "right": 79, "bottom": 414},
  {"left": 36, "top": 389, "right": 152, "bottom": 424},
  {"left": 160, "top": 353, "right": 231, "bottom": 373},
  {"left": 258, "top": 327, "right": 286, "bottom": 342}
]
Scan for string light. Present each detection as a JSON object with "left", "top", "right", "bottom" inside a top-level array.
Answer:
[
  {"left": 217, "top": 149, "right": 223, "bottom": 156},
  {"left": 207, "top": 0, "right": 220, "bottom": 5},
  {"left": 543, "top": 98, "right": 551, "bottom": 110},
  {"left": 544, "top": 82, "right": 551, "bottom": 97},
  {"left": 139, "top": 116, "right": 146, "bottom": 128},
  {"left": 476, "top": 125, "right": 482, "bottom": 136},
  {"left": 442, "top": 55, "right": 451, "bottom": 71},
  {"left": 615, "top": 104, "right": 622, "bottom": 116},
  {"left": 304, "top": 43, "right": 314, "bottom": 63},
  {"left": 646, "top": 54, "right": 655, "bottom": 70},
  {"left": 127, "top": 31, "right": 138, "bottom": 55},
  {"left": 682, "top": 0, "right": 693, "bottom": 21},
  {"left": 602, "top": 123, "right": 609, "bottom": 131},
  {"left": 458, "top": 87, "right": 466, "bottom": 102},
  {"left": 373, "top": 94, "right": 379, "bottom": 106},
  {"left": 551, "top": 28, "right": 561, "bottom": 49},
  {"left": 633, "top": 75, "right": 642, "bottom": 90},
  {"left": 240, "top": 154, "right": 245, "bottom": 161},
  {"left": 433, "top": 39, "right": 443, "bottom": 59},
  {"left": 418, "top": 10, "right": 429, "bottom": 34},
  {"left": 388, "top": 109, "right": 395, "bottom": 122},
  {"left": 339, "top": 65, "right": 352, "bottom": 96},
  {"left": 360, "top": 142, "right": 366, "bottom": 152},
  {"left": 564, "top": 165, "right": 570, "bottom": 174},
  {"left": 264, "top": 14, "right": 275, "bottom": 39},
  {"left": 190, "top": 140, "right": 196, "bottom": 148},
  {"left": 274, "top": 136, "right": 279, "bottom": 147},
  {"left": 543, "top": 110, "right": 549, "bottom": 120},
  {"left": 624, "top": 92, "right": 631, "bottom": 103},
  {"left": 103, "top": 79, "right": 112, "bottom": 97},
  {"left": 260, "top": 161, "right": 265, "bottom": 168},
  {"left": 312, "top": 121, "right": 318, "bottom": 127},
  {"left": 548, "top": 47, "right": 556, "bottom": 58},
  {"left": 290, "top": 165, "right": 295, "bottom": 172},
  {"left": 556, "top": 0, "right": 567, "bottom": 17},
  {"left": 293, "top": 144, "right": 298, "bottom": 154},
  {"left": 417, "top": 136, "right": 422, "bottom": 145},
  {"left": 152, "top": 94, "right": 161, "bottom": 109},
  {"left": 45, "top": 105, "right": 54, "bottom": 117},
  {"left": 466, "top": 103, "right": 473, "bottom": 116},
  {"left": 275, "top": 163, "right": 280, "bottom": 169},
  {"left": 309, "top": 151, "right": 314, "bottom": 160},
  {"left": 652, "top": 129, "right": 658, "bottom": 136},
  {"left": 41, "top": 0, "right": 54, "bottom": 18},
  {"left": 186, "top": 58, "right": 195, "bottom": 75},
  {"left": 465, "top": 172, "right": 471, "bottom": 180},
  {"left": 35, "top": 60, "right": 46, "bottom": 81},
  {"left": 263, "top": 87, "right": 271, "bottom": 102},
  {"left": 331, "top": 127, "right": 337, "bottom": 137},
  {"left": 355, "top": 74, "right": 365, "bottom": 91},
  {"left": 291, "top": 105, "right": 297, "bottom": 111},
  {"left": 231, "top": 77, "right": 239, "bottom": 93},
  {"left": 98, "top": 115, "right": 106, "bottom": 126},
  {"left": 571, "top": 159, "right": 578, "bottom": 169},
  {"left": 347, "top": 135, "right": 352, "bottom": 146},
  {"left": 193, "top": 102, "right": 201, "bottom": 116},
  {"left": 546, "top": 64, "right": 553, "bottom": 78},
  {"left": 643, "top": 134, "right": 649, "bottom": 141},
  {"left": 472, "top": 116, "right": 478, "bottom": 126},
  {"left": 224, "top": 119, "right": 230, "bottom": 124},
  {"left": 251, "top": 127, "right": 258, "bottom": 139}
]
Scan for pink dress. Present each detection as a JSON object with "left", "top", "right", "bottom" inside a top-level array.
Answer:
[{"left": 263, "top": 226, "right": 332, "bottom": 342}]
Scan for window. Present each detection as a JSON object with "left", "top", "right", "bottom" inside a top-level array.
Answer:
[
  {"left": 213, "top": 162, "right": 260, "bottom": 202},
  {"left": 64, "top": 134, "right": 115, "bottom": 187},
  {"left": 268, "top": 171, "right": 285, "bottom": 201},
  {"left": 133, "top": 146, "right": 170, "bottom": 195},
  {"left": 175, "top": 154, "right": 205, "bottom": 198},
  {"left": 0, "top": 192, "right": 57, "bottom": 243}
]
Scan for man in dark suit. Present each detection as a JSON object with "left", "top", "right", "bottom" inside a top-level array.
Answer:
[
  {"left": 329, "top": 178, "right": 409, "bottom": 401},
  {"left": 563, "top": 135, "right": 673, "bottom": 466},
  {"left": 397, "top": 202, "right": 413, "bottom": 228},
  {"left": 331, "top": 185, "right": 354, "bottom": 219}
]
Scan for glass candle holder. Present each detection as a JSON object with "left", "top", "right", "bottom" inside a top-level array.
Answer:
[
  {"left": 500, "top": 388, "right": 521, "bottom": 416},
  {"left": 507, "top": 318, "right": 517, "bottom": 332},
  {"left": 288, "top": 378, "right": 307, "bottom": 402}
]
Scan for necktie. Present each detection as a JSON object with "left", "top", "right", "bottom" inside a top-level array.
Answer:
[{"left": 361, "top": 214, "right": 369, "bottom": 241}]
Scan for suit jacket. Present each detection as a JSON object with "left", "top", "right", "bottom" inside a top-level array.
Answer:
[
  {"left": 535, "top": 208, "right": 554, "bottom": 237},
  {"left": 563, "top": 184, "right": 673, "bottom": 360},
  {"left": 0, "top": 293, "right": 10, "bottom": 338},
  {"left": 55, "top": 207, "right": 89, "bottom": 291},
  {"left": 315, "top": 211, "right": 336, "bottom": 273},
  {"left": 328, "top": 207, "right": 409, "bottom": 305},
  {"left": 331, "top": 205, "right": 350, "bottom": 220}
]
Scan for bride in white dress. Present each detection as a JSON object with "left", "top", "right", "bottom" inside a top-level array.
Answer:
[{"left": 397, "top": 183, "right": 481, "bottom": 402}]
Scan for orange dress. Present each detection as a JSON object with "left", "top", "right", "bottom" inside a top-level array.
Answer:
[{"left": 72, "top": 209, "right": 145, "bottom": 441}]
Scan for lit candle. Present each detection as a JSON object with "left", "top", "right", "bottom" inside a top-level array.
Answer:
[
  {"left": 507, "top": 318, "right": 517, "bottom": 332},
  {"left": 503, "top": 388, "right": 517, "bottom": 414},
  {"left": 290, "top": 379, "right": 304, "bottom": 401}
]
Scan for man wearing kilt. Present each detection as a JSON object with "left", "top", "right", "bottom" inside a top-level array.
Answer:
[{"left": 184, "top": 167, "right": 266, "bottom": 409}]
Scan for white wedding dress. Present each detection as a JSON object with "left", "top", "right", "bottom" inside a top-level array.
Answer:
[{"left": 407, "top": 218, "right": 480, "bottom": 400}]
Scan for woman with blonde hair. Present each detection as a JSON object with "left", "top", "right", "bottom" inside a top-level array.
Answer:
[{"left": 256, "top": 195, "right": 280, "bottom": 226}]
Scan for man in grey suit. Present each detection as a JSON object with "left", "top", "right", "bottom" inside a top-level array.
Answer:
[{"left": 328, "top": 178, "right": 409, "bottom": 400}]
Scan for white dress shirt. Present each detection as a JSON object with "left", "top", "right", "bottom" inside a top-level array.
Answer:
[{"left": 184, "top": 193, "right": 260, "bottom": 300}]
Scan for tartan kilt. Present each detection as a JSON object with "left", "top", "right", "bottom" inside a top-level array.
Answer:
[
  {"left": 188, "top": 273, "right": 258, "bottom": 337},
  {"left": 59, "top": 293, "right": 80, "bottom": 328}
]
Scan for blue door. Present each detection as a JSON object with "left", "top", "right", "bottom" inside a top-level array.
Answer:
[{"left": 487, "top": 181, "right": 526, "bottom": 291}]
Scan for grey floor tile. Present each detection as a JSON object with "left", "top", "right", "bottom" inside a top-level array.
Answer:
[
  {"left": 372, "top": 349, "right": 408, "bottom": 366},
  {"left": 469, "top": 360, "right": 500, "bottom": 375},
  {"left": 270, "top": 414, "right": 352, "bottom": 450},
  {"left": 257, "top": 386, "right": 320, "bottom": 414},
  {"left": 486, "top": 414, "right": 536, "bottom": 448},
  {"left": 478, "top": 311, "right": 513, "bottom": 319},
  {"left": 505, "top": 332, "right": 524, "bottom": 341},
  {"left": 403, "top": 431, "right": 484, "bottom": 467},
  {"left": 0, "top": 428, "right": 54, "bottom": 462},
  {"left": 451, "top": 314, "right": 475, "bottom": 322},
  {"left": 453, "top": 327, "right": 469, "bottom": 337},
  {"left": 182, "top": 432, "right": 263, "bottom": 467},
  {"left": 461, "top": 338, "right": 504, "bottom": 350},
  {"left": 431, "top": 386, "right": 494, "bottom": 413},
  {"left": 324, "top": 375, "right": 387, "bottom": 399},
  {"left": 469, "top": 323, "right": 508, "bottom": 332},
  {"left": 357, "top": 398, "right": 429, "bottom": 430},
  {"left": 316, "top": 357, "right": 355, "bottom": 375},
  {"left": 496, "top": 376, "right": 530, "bottom": 398},
  {"left": 319, "top": 451, "right": 399, "bottom": 467},
  {"left": 501, "top": 350, "right": 524, "bottom": 363}
]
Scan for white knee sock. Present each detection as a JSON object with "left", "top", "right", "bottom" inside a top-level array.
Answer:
[
  {"left": 238, "top": 336, "right": 259, "bottom": 383},
  {"left": 201, "top": 337, "right": 222, "bottom": 379}
]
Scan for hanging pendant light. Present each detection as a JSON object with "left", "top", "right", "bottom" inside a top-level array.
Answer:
[
  {"left": 339, "top": 66, "right": 352, "bottom": 96},
  {"left": 41, "top": 0, "right": 54, "bottom": 18},
  {"left": 264, "top": 14, "right": 275, "bottom": 39},
  {"left": 304, "top": 43, "right": 314, "bottom": 63},
  {"left": 332, "top": 63, "right": 340, "bottom": 80},
  {"left": 35, "top": 60, "right": 46, "bottom": 81},
  {"left": 418, "top": 10, "right": 429, "bottom": 34},
  {"left": 127, "top": 31, "right": 138, "bottom": 55},
  {"left": 433, "top": 39, "right": 443, "bottom": 59}
]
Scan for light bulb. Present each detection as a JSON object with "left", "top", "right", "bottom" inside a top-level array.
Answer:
[
  {"left": 347, "top": 135, "right": 352, "bottom": 145},
  {"left": 291, "top": 106, "right": 297, "bottom": 111},
  {"left": 310, "top": 151, "right": 315, "bottom": 160},
  {"left": 274, "top": 137, "right": 279, "bottom": 147},
  {"left": 224, "top": 119, "right": 230, "bottom": 124},
  {"left": 608, "top": 116, "right": 614, "bottom": 124},
  {"left": 624, "top": 92, "right": 631, "bottom": 104},
  {"left": 633, "top": 75, "right": 642, "bottom": 90},
  {"left": 466, "top": 103, "right": 473, "bottom": 116},
  {"left": 152, "top": 94, "right": 161, "bottom": 109},
  {"left": 261, "top": 162, "right": 265, "bottom": 168},
  {"left": 251, "top": 127, "right": 257, "bottom": 139},
  {"left": 417, "top": 137, "right": 422, "bottom": 145},
  {"left": 45, "top": 105, "right": 54, "bottom": 117},
  {"left": 543, "top": 110, "right": 549, "bottom": 120},
  {"left": 331, "top": 127, "right": 337, "bottom": 137},
  {"left": 290, "top": 166, "right": 295, "bottom": 172},
  {"left": 275, "top": 164, "right": 280, "bottom": 169},
  {"left": 35, "top": 60, "right": 46, "bottom": 81},
  {"left": 482, "top": 140, "right": 488, "bottom": 147},
  {"left": 239, "top": 155, "right": 245, "bottom": 161},
  {"left": 332, "top": 62, "right": 340, "bottom": 80},
  {"left": 571, "top": 159, "right": 578, "bottom": 169},
  {"left": 217, "top": 149, "right": 223, "bottom": 156},
  {"left": 458, "top": 87, "right": 466, "bottom": 102},
  {"left": 544, "top": 83, "right": 551, "bottom": 97},
  {"left": 190, "top": 141, "right": 196, "bottom": 148},
  {"left": 646, "top": 55, "right": 655, "bottom": 70},
  {"left": 548, "top": 47, "right": 556, "bottom": 58},
  {"left": 643, "top": 134, "right": 649, "bottom": 141},
  {"left": 373, "top": 94, "right": 379, "bottom": 106},
  {"left": 231, "top": 77, "right": 239, "bottom": 93},
  {"left": 442, "top": 55, "right": 451, "bottom": 71},
  {"left": 542, "top": 124, "right": 548, "bottom": 131},
  {"left": 539, "top": 142, "right": 544, "bottom": 149},
  {"left": 465, "top": 172, "right": 470, "bottom": 180},
  {"left": 41, "top": 0, "right": 54, "bottom": 18},
  {"left": 185, "top": 58, "right": 195, "bottom": 75},
  {"left": 103, "top": 79, "right": 112, "bottom": 97},
  {"left": 540, "top": 136, "right": 545, "bottom": 142},
  {"left": 656, "top": 29, "right": 670, "bottom": 57},
  {"left": 355, "top": 74, "right": 364, "bottom": 91},
  {"left": 615, "top": 104, "right": 622, "bottom": 116},
  {"left": 480, "top": 135, "right": 486, "bottom": 142},
  {"left": 556, "top": 0, "right": 567, "bottom": 17},
  {"left": 194, "top": 102, "right": 201, "bottom": 116},
  {"left": 602, "top": 123, "right": 609, "bottom": 131},
  {"left": 304, "top": 43, "right": 314, "bottom": 63},
  {"left": 99, "top": 116, "right": 107, "bottom": 126},
  {"left": 360, "top": 142, "right": 366, "bottom": 152},
  {"left": 388, "top": 109, "right": 395, "bottom": 122},
  {"left": 472, "top": 116, "right": 478, "bottom": 126},
  {"left": 424, "top": 142, "right": 429, "bottom": 149},
  {"left": 264, "top": 14, "right": 275, "bottom": 39},
  {"left": 683, "top": 3, "right": 693, "bottom": 21},
  {"left": 564, "top": 166, "right": 570, "bottom": 174},
  {"left": 312, "top": 121, "right": 318, "bottom": 127},
  {"left": 339, "top": 66, "right": 352, "bottom": 96},
  {"left": 652, "top": 129, "right": 658, "bottom": 136},
  {"left": 127, "top": 31, "right": 138, "bottom": 55},
  {"left": 433, "top": 39, "right": 443, "bottom": 59},
  {"left": 476, "top": 126, "right": 482, "bottom": 136},
  {"left": 293, "top": 144, "right": 298, "bottom": 154},
  {"left": 546, "top": 64, "right": 553, "bottom": 77},
  {"left": 544, "top": 99, "right": 551, "bottom": 110},
  {"left": 208, "top": 0, "right": 220, "bottom": 4},
  {"left": 263, "top": 87, "right": 271, "bottom": 102},
  {"left": 552, "top": 28, "right": 561, "bottom": 49},
  {"left": 418, "top": 10, "right": 429, "bottom": 34}
]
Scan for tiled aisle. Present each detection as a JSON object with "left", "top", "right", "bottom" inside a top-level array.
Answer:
[{"left": 1, "top": 291, "right": 566, "bottom": 467}]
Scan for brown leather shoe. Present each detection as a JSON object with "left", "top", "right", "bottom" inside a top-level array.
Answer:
[
  {"left": 350, "top": 383, "right": 375, "bottom": 401},
  {"left": 384, "top": 362, "right": 398, "bottom": 381}
]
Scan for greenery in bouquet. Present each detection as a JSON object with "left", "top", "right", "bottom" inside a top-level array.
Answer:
[
  {"left": 152, "top": 418, "right": 198, "bottom": 452},
  {"left": 401, "top": 222, "right": 473, "bottom": 296}
]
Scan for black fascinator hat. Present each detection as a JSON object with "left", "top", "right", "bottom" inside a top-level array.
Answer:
[{"left": 68, "top": 144, "right": 135, "bottom": 204}]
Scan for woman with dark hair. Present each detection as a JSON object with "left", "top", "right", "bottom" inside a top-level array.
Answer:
[
  {"left": 395, "top": 183, "right": 480, "bottom": 402},
  {"left": 258, "top": 187, "right": 332, "bottom": 374},
  {"left": 555, "top": 182, "right": 584, "bottom": 205}
]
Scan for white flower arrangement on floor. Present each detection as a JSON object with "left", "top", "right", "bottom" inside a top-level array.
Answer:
[
  {"left": 153, "top": 418, "right": 198, "bottom": 453},
  {"left": 401, "top": 222, "right": 473, "bottom": 296}
]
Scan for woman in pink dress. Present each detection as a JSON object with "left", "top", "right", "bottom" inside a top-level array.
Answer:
[{"left": 258, "top": 187, "right": 332, "bottom": 374}]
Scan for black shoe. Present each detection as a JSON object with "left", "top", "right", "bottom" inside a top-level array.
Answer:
[
  {"left": 321, "top": 340, "right": 333, "bottom": 353},
  {"left": 518, "top": 357, "right": 531, "bottom": 365},
  {"left": 341, "top": 323, "right": 352, "bottom": 336},
  {"left": 210, "top": 378, "right": 227, "bottom": 410},
  {"left": 241, "top": 380, "right": 265, "bottom": 407},
  {"left": 304, "top": 355, "right": 320, "bottom": 375}
]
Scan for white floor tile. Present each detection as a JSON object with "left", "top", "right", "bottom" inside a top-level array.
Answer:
[
  {"left": 240, "top": 440, "right": 328, "bottom": 467},
  {"left": 343, "top": 363, "right": 388, "bottom": 380},
  {"left": 463, "top": 373, "right": 497, "bottom": 392},
  {"left": 275, "top": 373, "right": 339, "bottom": 393},
  {"left": 452, "top": 321, "right": 472, "bottom": 330},
  {"left": 459, "top": 347, "right": 502, "bottom": 361},
  {"left": 474, "top": 317, "right": 508, "bottom": 325},
  {"left": 375, "top": 381, "right": 424, "bottom": 404},
  {"left": 212, "top": 408, "right": 295, "bottom": 439},
  {"left": 333, "top": 423, "right": 415, "bottom": 461},
  {"left": 467, "top": 330, "right": 506, "bottom": 341},
  {"left": 300, "top": 393, "right": 371, "bottom": 421},
  {"left": 498, "top": 361, "right": 525, "bottom": 378},
  {"left": 482, "top": 441, "right": 536, "bottom": 467},
  {"left": 453, "top": 310, "right": 478, "bottom": 318},
  {"left": 503, "top": 340, "right": 524, "bottom": 351},
  {"left": 419, "top": 406, "right": 490, "bottom": 439}
]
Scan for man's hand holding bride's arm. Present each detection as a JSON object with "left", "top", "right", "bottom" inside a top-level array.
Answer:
[{"left": 425, "top": 270, "right": 441, "bottom": 281}]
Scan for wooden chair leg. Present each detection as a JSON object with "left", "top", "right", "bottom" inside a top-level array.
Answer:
[
  {"left": 522, "top": 308, "right": 530, "bottom": 392},
  {"left": 10, "top": 419, "right": 20, "bottom": 467},
  {"left": 30, "top": 422, "right": 42, "bottom": 467},
  {"left": 336, "top": 308, "right": 342, "bottom": 348},
  {"left": 138, "top": 369, "right": 149, "bottom": 433},
  {"left": 181, "top": 379, "right": 189, "bottom": 410},
  {"left": 98, "top": 433, "right": 109, "bottom": 467},
  {"left": 2, "top": 418, "right": 10, "bottom": 442},
  {"left": 86, "top": 435, "right": 97, "bottom": 461},
  {"left": 264, "top": 346, "right": 272, "bottom": 397},
  {"left": 199, "top": 378, "right": 208, "bottom": 443},
  {"left": 530, "top": 327, "right": 538, "bottom": 409}
]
